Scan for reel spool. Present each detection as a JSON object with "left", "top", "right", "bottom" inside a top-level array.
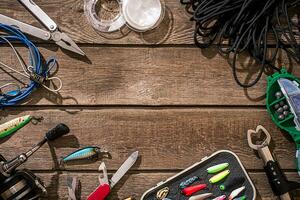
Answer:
[
  {"left": 84, "top": 0, "right": 126, "bottom": 33},
  {"left": 0, "top": 123, "right": 70, "bottom": 200},
  {"left": 0, "top": 168, "right": 46, "bottom": 200},
  {"left": 0, "top": 155, "right": 45, "bottom": 200}
]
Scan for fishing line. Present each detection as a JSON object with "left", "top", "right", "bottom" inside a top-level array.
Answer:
[
  {"left": 180, "top": 0, "right": 300, "bottom": 88},
  {"left": 0, "top": 23, "right": 62, "bottom": 106},
  {"left": 84, "top": 0, "right": 165, "bottom": 33}
]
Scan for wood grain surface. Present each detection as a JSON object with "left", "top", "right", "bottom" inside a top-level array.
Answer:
[
  {"left": 0, "top": 108, "right": 297, "bottom": 171},
  {"left": 0, "top": 0, "right": 300, "bottom": 199},
  {"left": 0, "top": 0, "right": 298, "bottom": 45},
  {"left": 0, "top": 47, "right": 297, "bottom": 106}
]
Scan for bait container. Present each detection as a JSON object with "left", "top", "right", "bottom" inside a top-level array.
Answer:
[{"left": 141, "top": 150, "right": 256, "bottom": 200}]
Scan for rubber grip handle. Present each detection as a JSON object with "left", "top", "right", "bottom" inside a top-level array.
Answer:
[
  {"left": 87, "top": 184, "right": 110, "bottom": 200},
  {"left": 264, "top": 161, "right": 290, "bottom": 195},
  {"left": 182, "top": 184, "right": 207, "bottom": 196}
]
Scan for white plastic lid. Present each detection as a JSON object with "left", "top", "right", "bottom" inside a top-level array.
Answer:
[{"left": 122, "top": 0, "right": 164, "bottom": 32}]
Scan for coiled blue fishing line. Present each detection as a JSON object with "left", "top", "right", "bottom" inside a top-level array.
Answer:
[{"left": 0, "top": 23, "right": 58, "bottom": 106}]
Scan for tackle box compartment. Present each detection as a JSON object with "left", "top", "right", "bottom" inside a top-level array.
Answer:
[{"left": 141, "top": 150, "right": 256, "bottom": 200}]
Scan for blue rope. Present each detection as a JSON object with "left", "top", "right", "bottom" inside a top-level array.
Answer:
[{"left": 0, "top": 23, "right": 56, "bottom": 106}]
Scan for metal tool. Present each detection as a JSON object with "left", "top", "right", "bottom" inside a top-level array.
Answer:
[
  {"left": 87, "top": 151, "right": 139, "bottom": 200},
  {"left": 247, "top": 125, "right": 300, "bottom": 200},
  {"left": 67, "top": 176, "right": 81, "bottom": 200},
  {"left": 0, "top": 0, "right": 85, "bottom": 56}
]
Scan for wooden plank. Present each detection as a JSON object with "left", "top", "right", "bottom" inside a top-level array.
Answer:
[
  {"left": 0, "top": 108, "right": 297, "bottom": 171},
  {"left": 0, "top": 0, "right": 194, "bottom": 45},
  {"left": 1, "top": 0, "right": 297, "bottom": 45},
  {"left": 0, "top": 47, "right": 298, "bottom": 106},
  {"left": 32, "top": 172, "right": 300, "bottom": 199}
]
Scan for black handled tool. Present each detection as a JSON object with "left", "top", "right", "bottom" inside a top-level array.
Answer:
[
  {"left": 0, "top": 123, "right": 69, "bottom": 178},
  {"left": 247, "top": 125, "right": 300, "bottom": 200}
]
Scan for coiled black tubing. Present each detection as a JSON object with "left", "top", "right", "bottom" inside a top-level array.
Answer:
[{"left": 180, "top": 0, "right": 300, "bottom": 87}]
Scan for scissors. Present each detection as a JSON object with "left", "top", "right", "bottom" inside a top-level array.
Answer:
[
  {"left": 87, "top": 151, "right": 139, "bottom": 200},
  {"left": 0, "top": 0, "right": 85, "bottom": 56}
]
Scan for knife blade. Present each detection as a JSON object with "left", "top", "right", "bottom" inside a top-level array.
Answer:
[{"left": 110, "top": 151, "right": 139, "bottom": 188}]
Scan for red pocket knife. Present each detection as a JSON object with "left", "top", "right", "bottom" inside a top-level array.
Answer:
[{"left": 87, "top": 151, "right": 139, "bottom": 200}]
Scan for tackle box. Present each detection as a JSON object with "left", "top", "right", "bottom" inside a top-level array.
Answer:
[{"left": 141, "top": 150, "right": 256, "bottom": 200}]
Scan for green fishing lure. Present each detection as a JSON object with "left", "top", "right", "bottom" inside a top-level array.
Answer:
[
  {"left": 266, "top": 68, "right": 300, "bottom": 175},
  {"left": 209, "top": 170, "right": 230, "bottom": 184},
  {"left": 207, "top": 163, "right": 229, "bottom": 174},
  {"left": 0, "top": 115, "right": 41, "bottom": 139}
]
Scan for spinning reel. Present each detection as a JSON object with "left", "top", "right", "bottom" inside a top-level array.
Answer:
[{"left": 0, "top": 123, "right": 70, "bottom": 200}]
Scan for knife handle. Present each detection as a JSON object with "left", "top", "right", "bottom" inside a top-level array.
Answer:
[{"left": 87, "top": 184, "right": 111, "bottom": 200}]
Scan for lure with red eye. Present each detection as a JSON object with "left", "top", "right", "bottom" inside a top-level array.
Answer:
[{"left": 0, "top": 115, "right": 34, "bottom": 139}]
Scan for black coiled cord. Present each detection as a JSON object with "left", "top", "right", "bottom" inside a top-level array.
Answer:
[{"left": 180, "top": 0, "right": 300, "bottom": 87}]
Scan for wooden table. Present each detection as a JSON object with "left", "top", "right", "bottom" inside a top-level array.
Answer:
[{"left": 1, "top": 0, "right": 300, "bottom": 199}]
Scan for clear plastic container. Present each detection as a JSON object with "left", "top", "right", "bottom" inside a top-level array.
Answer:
[
  {"left": 84, "top": 0, "right": 165, "bottom": 33},
  {"left": 84, "top": 0, "right": 126, "bottom": 33},
  {"left": 122, "top": 0, "right": 165, "bottom": 32}
]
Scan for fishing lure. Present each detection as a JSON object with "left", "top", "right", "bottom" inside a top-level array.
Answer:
[
  {"left": 188, "top": 193, "right": 213, "bottom": 200},
  {"left": 212, "top": 195, "right": 226, "bottom": 200},
  {"left": 156, "top": 187, "right": 169, "bottom": 200},
  {"left": 209, "top": 170, "right": 230, "bottom": 184},
  {"left": 179, "top": 176, "right": 199, "bottom": 189},
  {"left": 233, "top": 195, "right": 246, "bottom": 200},
  {"left": 0, "top": 115, "right": 43, "bottom": 139},
  {"left": 124, "top": 198, "right": 135, "bottom": 200},
  {"left": 182, "top": 184, "right": 207, "bottom": 196},
  {"left": 60, "top": 147, "right": 106, "bottom": 165},
  {"left": 228, "top": 186, "right": 245, "bottom": 200},
  {"left": 219, "top": 176, "right": 245, "bottom": 191},
  {"left": 207, "top": 163, "right": 229, "bottom": 174}
]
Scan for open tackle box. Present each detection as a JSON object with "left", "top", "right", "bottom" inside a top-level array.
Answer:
[{"left": 141, "top": 150, "right": 256, "bottom": 200}]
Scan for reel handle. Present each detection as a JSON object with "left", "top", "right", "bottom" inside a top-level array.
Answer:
[{"left": 1, "top": 124, "right": 69, "bottom": 177}]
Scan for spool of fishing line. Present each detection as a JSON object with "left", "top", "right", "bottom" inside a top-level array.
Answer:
[
  {"left": 84, "top": 0, "right": 165, "bottom": 33},
  {"left": 122, "top": 0, "right": 164, "bottom": 32},
  {"left": 84, "top": 0, "right": 126, "bottom": 32}
]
